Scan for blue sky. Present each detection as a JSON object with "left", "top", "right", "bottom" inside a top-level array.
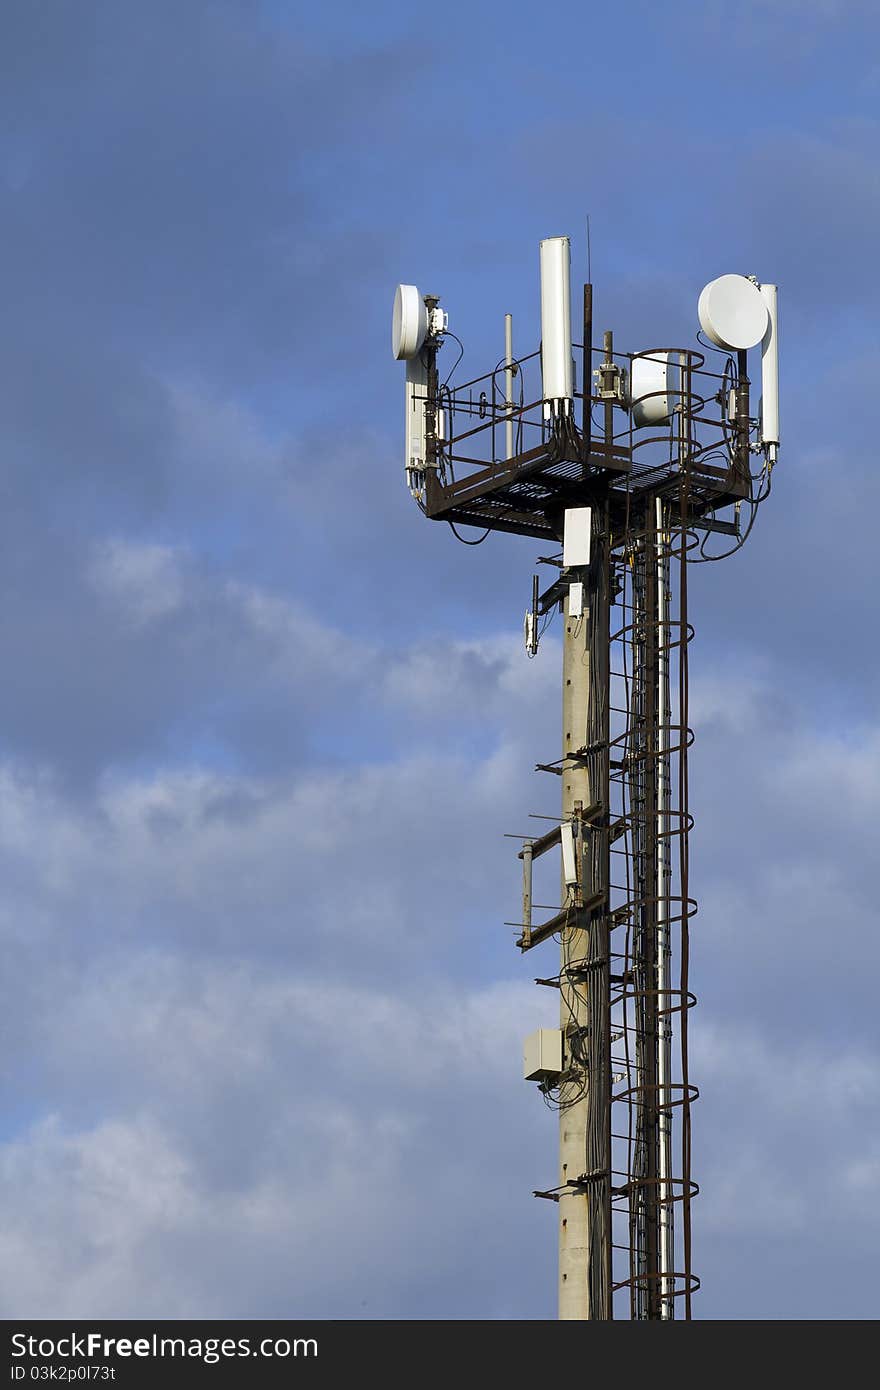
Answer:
[{"left": 0, "top": 0, "right": 878, "bottom": 1319}]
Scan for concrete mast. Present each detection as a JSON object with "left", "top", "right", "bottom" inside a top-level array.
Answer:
[
  {"left": 558, "top": 584, "right": 593, "bottom": 1318},
  {"left": 558, "top": 490, "right": 611, "bottom": 1319}
]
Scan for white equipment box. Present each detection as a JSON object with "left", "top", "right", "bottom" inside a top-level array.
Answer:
[{"left": 523, "top": 1028, "right": 563, "bottom": 1083}]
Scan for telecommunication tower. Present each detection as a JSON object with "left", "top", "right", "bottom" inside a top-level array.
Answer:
[{"left": 391, "top": 242, "right": 778, "bottom": 1320}]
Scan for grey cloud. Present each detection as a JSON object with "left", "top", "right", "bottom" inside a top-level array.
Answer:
[{"left": 1, "top": 2, "right": 425, "bottom": 388}]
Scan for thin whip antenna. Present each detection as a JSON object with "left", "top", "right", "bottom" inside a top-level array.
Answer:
[{"left": 587, "top": 215, "right": 592, "bottom": 283}]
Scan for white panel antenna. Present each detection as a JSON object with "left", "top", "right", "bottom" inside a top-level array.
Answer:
[
  {"left": 630, "top": 352, "right": 671, "bottom": 427},
  {"left": 404, "top": 356, "right": 428, "bottom": 494},
  {"left": 563, "top": 507, "right": 591, "bottom": 568},
  {"left": 759, "top": 283, "right": 779, "bottom": 462},
  {"left": 540, "top": 236, "right": 573, "bottom": 413},
  {"left": 392, "top": 283, "right": 428, "bottom": 361},
  {"left": 698, "top": 274, "right": 769, "bottom": 351}
]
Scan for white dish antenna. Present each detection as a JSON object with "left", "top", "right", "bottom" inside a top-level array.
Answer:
[
  {"left": 698, "top": 274, "right": 769, "bottom": 352},
  {"left": 630, "top": 352, "right": 671, "bottom": 427},
  {"left": 392, "top": 284, "right": 428, "bottom": 361}
]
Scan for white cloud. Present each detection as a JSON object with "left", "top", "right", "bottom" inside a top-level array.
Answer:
[
  {"left": 88, "top": 538, "right": 187, "bottom": 625},
  {"left": 0, "top": 956, "right": 550, "bottom": 1318},
  {"left": 1, "top": 614, "right": 879, "bottom": 1316},
  {"left": 692, "top": 1017, "right": 880, "bottom": 1262},
  {"left": 0, "top": 1116, "right": 194, "bottom": 1317}
]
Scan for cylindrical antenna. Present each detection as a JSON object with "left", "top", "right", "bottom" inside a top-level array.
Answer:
[
  {"left": 505, "top": 313, "right": 514, "bottom": 460},
  {"left": 540, "top": 236, "right": 573, "bottom": 414},
  {"left": 603, "top": 329, "right": 614, "bottom": 446},
  {"left": 759, "top": 283, "right": 779, "bottom": 464}
]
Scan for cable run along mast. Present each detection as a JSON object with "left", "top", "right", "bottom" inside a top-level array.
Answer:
[{"left": 391, "top": 244, "right": 779, "bottom": 1320}]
